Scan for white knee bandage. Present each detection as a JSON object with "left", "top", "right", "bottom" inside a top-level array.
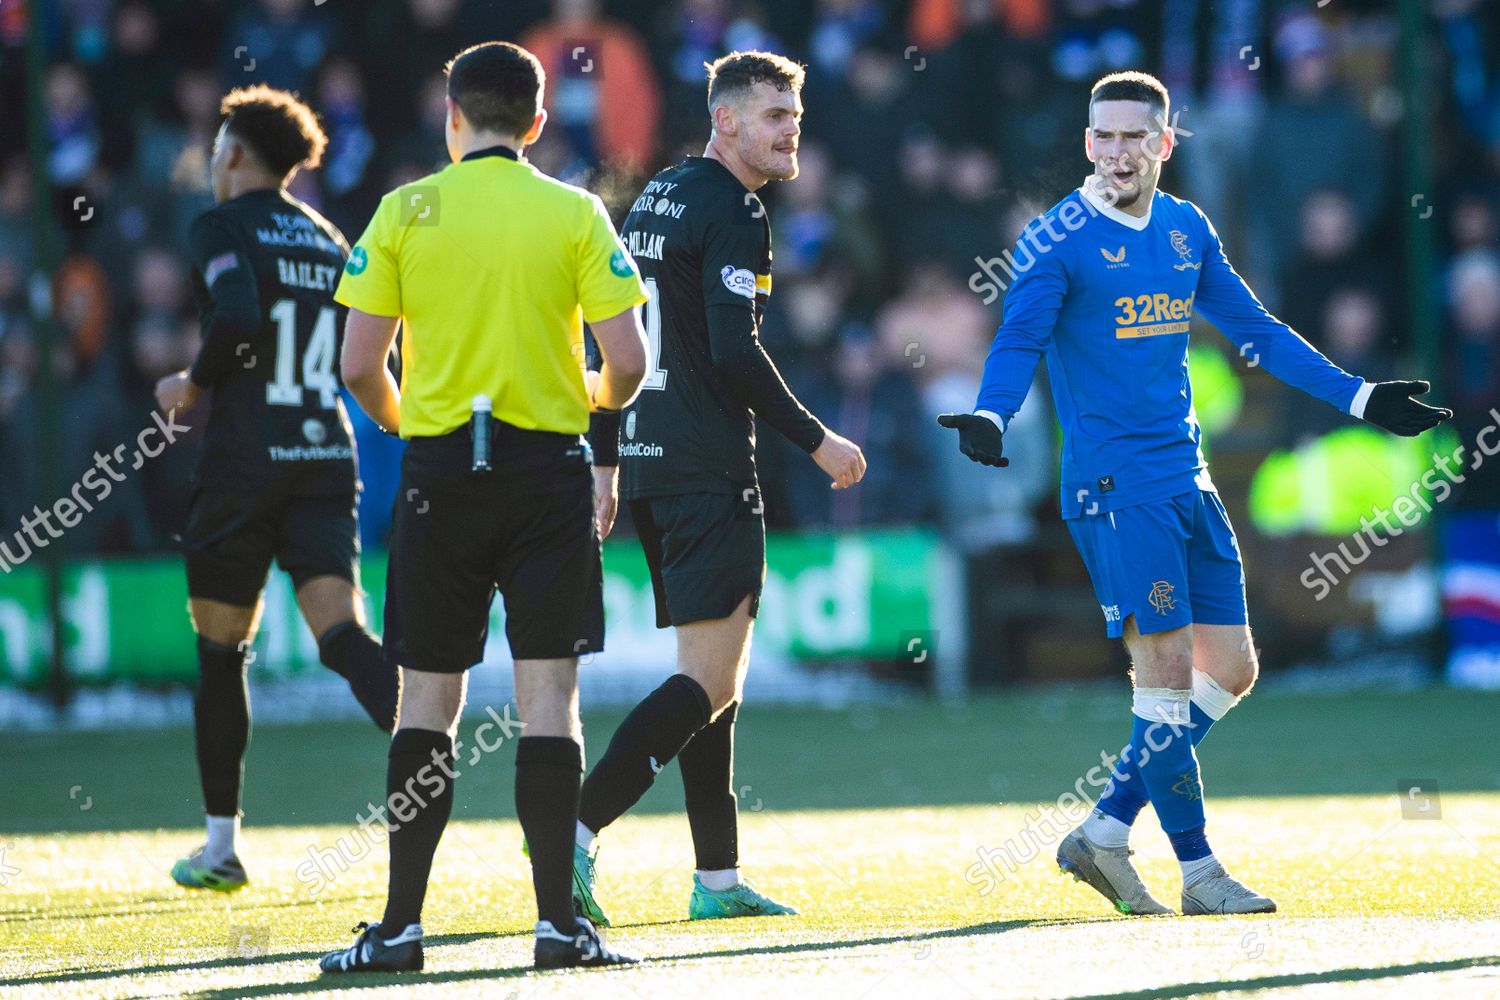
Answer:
[
  {"left": 1132, "top": 687, "right": 1192, "bottom": 726},
  {"left": 1191, "top": 669, "right": 1239, "bottom": 721}
]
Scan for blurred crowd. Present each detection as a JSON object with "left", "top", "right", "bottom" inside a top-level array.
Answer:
[{"left": 1, "top": 0, "right": 1497, "bottom": 570}]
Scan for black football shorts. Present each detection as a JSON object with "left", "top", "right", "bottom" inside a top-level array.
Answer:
[
  {"left": 183, "top": 485, "right": 360, "bottom": 606},
  {"left": 628, "top": 491, "right": 765, "bottom": 629},
  {"left": 383, "top": 423, "right": 603, "bottom": 673}
]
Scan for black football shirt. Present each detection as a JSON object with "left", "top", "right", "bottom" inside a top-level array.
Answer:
[
  {"left": 618, "top": 157, "right": 776, "bottom": 499},
  {"left": 187, "top": 189, "right": 357, "bottom": 496}
]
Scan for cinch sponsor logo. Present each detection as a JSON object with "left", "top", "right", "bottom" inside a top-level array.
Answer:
[
  {"left": 1114, "top": 291, "right": 1194, "bottom": 339},
  {"left": 619, "top": 442, "right": 663, "bottom": 458},
  {"left": 721, "top": 266, "right": 757, "bottom": 300}
]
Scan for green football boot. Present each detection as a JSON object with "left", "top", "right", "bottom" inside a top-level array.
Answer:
[
  {"left": 170, "top": 845, "right": 248, "bottom": 892},
  {"left": 688, "top": 875, "right": 798, "bottom": 919},
  {"left": 521, "top": 837, "right": 611, "bottom": 927},
  {"left": 571, "top": 842, "right": 611, "bottom": 927}
]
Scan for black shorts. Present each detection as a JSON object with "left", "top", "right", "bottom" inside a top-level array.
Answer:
[
  {"left": 183, "top": 485, "right": 359, "bottom": 606},
  {"left": 628, "top": 492, "right": 765, "bottom": 629},
  {"left": 384, "top": 423, "right": 602, "bottom": 673}
]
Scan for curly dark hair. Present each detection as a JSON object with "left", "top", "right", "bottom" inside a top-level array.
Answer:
[
  {"left": 444, "top": 42, "right": 545, "bottom": 138},
  {"left": 705, "top": 50, "right": 805, "bottom": 114},
  {"left": 219, "top": 85, "right": 327, "bottom": 179}
]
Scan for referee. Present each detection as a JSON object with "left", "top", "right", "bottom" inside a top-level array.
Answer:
[{"left": 317, "top": 42, "right": 648, "bottom": 973}]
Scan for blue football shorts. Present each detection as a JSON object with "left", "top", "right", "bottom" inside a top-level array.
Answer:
[{"left": 1066, "top": 489, "right": 1248, "bottom": 638}]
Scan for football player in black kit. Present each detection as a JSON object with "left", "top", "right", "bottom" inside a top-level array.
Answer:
[
  {"left": 154, "top": 86, "right": 398, "bottom": 892},
  {"left": 572, "top": 51, "right": 866, "bottom": 922}
]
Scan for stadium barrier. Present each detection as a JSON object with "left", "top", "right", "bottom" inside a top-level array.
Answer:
[{"left": 0, "top": 528, "right": 965, "bottom": 725}]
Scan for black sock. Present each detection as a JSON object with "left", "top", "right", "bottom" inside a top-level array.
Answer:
[
  {"left": 680, "top": 701, "right": 739, "bottom": 871},
  {"left": 380, "top": 729, "right": 455, "bottom": 933},
  {"left": 318, "top": 620, "right": 399, "bottom": 731},
  {"left": 516, "top": 736, "right": 584, "bottom": 929},
  {"left": 194, "top": 637, "right": 250, "bottom": 817},
  {"left": 578, "top": 674, "right": 713, "bottom": 835}
]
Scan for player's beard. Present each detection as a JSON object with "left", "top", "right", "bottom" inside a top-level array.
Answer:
[
  {"left": 1109, "top": 182, "right": 1141, "bottom": 209},
  {"left": 757, "top": 145, "right": 799, "bottom": 181},
  {"left": 1094, "top": 165, "right": 1151, "bottom": 209}
]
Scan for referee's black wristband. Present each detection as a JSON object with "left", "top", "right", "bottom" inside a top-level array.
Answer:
[{"left": 589, "top": 410, "right": 621, "bottom": 466}]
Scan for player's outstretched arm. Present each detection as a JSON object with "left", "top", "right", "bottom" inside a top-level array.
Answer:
[
  {"left": 1191, "top": 206, "right": 1422, "bottom": 425},
  {"left": 1358, "top": 379, "right": 1452, "bottom": 437},
  {"left": 341, "top": 308, "right": 402, "bottom": 434},
  {"left": 1197, "top": 238, "right": 1453, "bottom": 434},
  {"left": 951, "top": 220, "right": 1064, "bottom": 469},
  {"left": 936, "top": 412, "right": 1009, "bottom": 467}
]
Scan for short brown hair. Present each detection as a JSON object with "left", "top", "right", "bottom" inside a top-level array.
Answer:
[
  {"left": 220, "top": 85, "right": 327, "bottom": 178},
  {"left": 705, "top": 50, "right": 805, "bottom": 114},
  {"left": 1089, "top": 71, "right": 1169, "bottom": 121},
  {"left": 445, "top": 41, "right": 545, "bottom": 138}
]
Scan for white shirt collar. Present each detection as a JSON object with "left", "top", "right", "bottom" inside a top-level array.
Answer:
[{"left": 1079, "top": 181, "right": 1152, "bottom": 231}]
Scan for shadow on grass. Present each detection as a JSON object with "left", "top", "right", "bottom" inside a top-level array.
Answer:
[
  {"left": 1071, "top": 955, "right": 1500, "bottom": 999},
  {"left": 0, "top": 889, "right": 372, "bottom": 925},
  {"left": 10, "top": 915, "right": 1496, "bottom": 997},
  {"left": 192, "top": 948, "right": 1500, "bottom": 999},
  {"left": 2, "top": 917, "right": 1105, "bottom": 993},
  {"left": 0, "top": 892, "right": 187, "bottom": 921},
  {"left": 0, "top": 930, "right": 497, "bottom": 989}
]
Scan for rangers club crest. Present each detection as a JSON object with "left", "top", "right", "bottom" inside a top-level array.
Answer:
[
  {"left": 1149, "top": 580, "right": 1178, "bottom": 614},
  {"left": 1169, "top": 230, "right": 1200, "bottom": 271}
]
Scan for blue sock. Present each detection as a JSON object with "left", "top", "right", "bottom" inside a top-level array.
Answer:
[
  {"left": 1096, "top": 700, "right": 1216, "bottom": 826},
  {"left": 1168, "top": 824, "right": 1211, "bottom": 862},
  {"left": 1129, "top": 705, "right": 1212, "bottom": 861}
]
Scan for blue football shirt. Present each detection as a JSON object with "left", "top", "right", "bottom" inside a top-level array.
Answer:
[{"left": 974, "top": 185, "right": 1367, "bottom": 519}]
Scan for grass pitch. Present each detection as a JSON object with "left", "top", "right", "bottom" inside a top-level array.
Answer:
[{"left": 3, "top": 688, "right": 1499, "bottom": 998}]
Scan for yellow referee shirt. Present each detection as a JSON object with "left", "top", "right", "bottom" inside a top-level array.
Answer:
[{"left": 335, "top": 148, "right": 648, "bottom": 438}]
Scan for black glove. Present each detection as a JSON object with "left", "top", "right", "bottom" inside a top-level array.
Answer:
[
  {"left": 937, "top": 412, "right": 1009, "bottom": 467},
  {"left": 1362, "top": 380, "right": 1452, "bottom": 437}
]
